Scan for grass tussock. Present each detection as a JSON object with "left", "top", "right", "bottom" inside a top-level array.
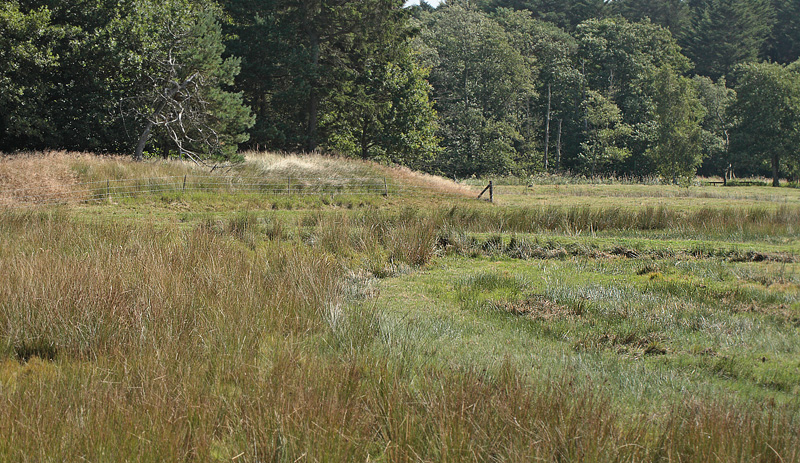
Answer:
[{"left": 0, "top": 218, "right": 342, "bottom": 363}]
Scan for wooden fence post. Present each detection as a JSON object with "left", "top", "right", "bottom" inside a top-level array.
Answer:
[
  {"left": 182, "top": 175, "right": 187, "bottom": 193},
  {"left": 383, "top": 177, "right": 388, "bottom": 196},
  {"left": 477, "top": 181, "right": 494, "bottom": 203}
]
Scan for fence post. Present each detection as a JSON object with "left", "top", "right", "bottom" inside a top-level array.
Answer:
[
  {"left": 383, "top": 177, "right": 388, "bottom": 196},
  {"left": 477, "top": 182, "right": 493, "bottom": 202},
  {"left": 182, "top": 175, "right": 186, "bottom": 193},
  {"left": 106, "top": 180, "right": 110, "bottom": 200}
]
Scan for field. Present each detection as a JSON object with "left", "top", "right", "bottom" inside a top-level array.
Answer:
[{"left": 1, "top": 152, "right": 799, "bottom": 462}]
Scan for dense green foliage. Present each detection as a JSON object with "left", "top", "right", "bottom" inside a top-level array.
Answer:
[
  {"left": 222, "top": 0, "right": 438, "bottom": 163},
  {"left": 681, "top": 0, "right": 774, "bottom": 80},
  {"left": 0, "top": 0, "right": 253, "bottom": 160},
  {"left": 646, "top": 66, "right": 705, "bottom": 183},
  {"left": 128, "top": 0, "right": 255, "bottom": 160},
  {"left": 421, "top": 3, "right": 534, "bottom": 176},
  {"left": 2, "top": 0, "right": 799, "bottom": 180},
  {"left": 730, "top": 61, "right": 800, "bottom": 185}
]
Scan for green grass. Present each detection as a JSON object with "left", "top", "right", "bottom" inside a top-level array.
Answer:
[
  {"left": 491, "top": 183, "right": 800, "bottom": 211},
  {"left": 382, "top": 256, "right": 800, "bottom": 398},
  {"left": 1, "top": 153, "right": 799, "bottom": 461}
]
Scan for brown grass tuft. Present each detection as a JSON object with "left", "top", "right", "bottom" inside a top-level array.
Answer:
[
  {"left": 0, "top": 151, "right": 82, "bottom": 205},
  {"left": 374, "top": 163, "right": 474, "bottom": 197}
]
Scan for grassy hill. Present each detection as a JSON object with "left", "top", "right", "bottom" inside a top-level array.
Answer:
[{"left": 1, "top": 152, "right": 799, "bottom": 461}]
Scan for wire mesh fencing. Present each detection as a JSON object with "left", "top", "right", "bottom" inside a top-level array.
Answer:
[{"left": 0, "top": 174, "right": 424, "bottom": 206}]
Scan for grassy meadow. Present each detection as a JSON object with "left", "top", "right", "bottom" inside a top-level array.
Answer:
[{"left": 1, "top": 152, "right": 799, "bottom": 461}]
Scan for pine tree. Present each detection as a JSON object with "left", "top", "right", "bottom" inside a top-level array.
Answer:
[
  {"left": 683, "top": 0, "right": 774, "bottom": 80},
  {"left": 609, "top": 0, "right": 690, "bottom": 35},
  {"left": 763, "top": 0, "right": 800, "bottom": 64},
  {"left": 129, "top": 0, "right": 253, "bottom": 161},
  {"left": 222, "top": 0, "right": 414, "bottom": 154}
]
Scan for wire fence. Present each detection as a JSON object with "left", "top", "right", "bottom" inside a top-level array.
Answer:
[{"left": 0, "top": 174, "right": 431, "bottom": 206}]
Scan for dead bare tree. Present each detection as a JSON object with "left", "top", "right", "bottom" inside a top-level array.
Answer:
[{"left": 128, "top": 4, "right": 252, "bottom": 166}]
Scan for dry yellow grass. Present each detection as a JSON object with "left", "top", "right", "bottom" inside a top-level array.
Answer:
[
  {"left": 0, "top": 151, "right": 82, "bottom": 205},
  {"left": 0, "top": 151, "right": 203, "bottom": 205},
  {"left": 2, "top": 155, "right": 800, "bottom": 460},
  {"left": 242, "top": 151, "right": 376, "bottom": 178},
  {"left": 1, "top": 150, "right": 472, "bottom": 206},
  {"left": 374, "top": 163, "right": 473, "bottom": 196},
  {"left": 242, "top": 150, "right": 472, "bottom": 196}
]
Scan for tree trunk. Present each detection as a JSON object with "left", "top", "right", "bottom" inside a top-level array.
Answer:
[
  {"left": 581, "top": 60, "right": 588, "bottom": 133},
  {"left": 360, "top": 115, "right": 370, "bottom": 159},
  {"left": 306, "top": 90, "right": 319, "bottom": 152},
  {"left": 134, "top": 120, "right": 155, "bottom": 161},
  {"left": 525, "top": 97, "right": 532, "bottom": 158},
  {"left": 723, "top": 129, "right": 730, "bottom": 185},
  {"left": 304, "top": 23, "right": 321, "bottom": 152},
  {"left": 556, "top": 118, "right": 562, "bottom": 171},
  {"left": 772, "top": 154, "right": 780, "bottom": 187},
  {"left": 544, "top": 83, "right": 551, "bottom": 171}
]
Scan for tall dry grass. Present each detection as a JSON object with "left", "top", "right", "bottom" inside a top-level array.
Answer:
[
  {"left": 0, "top": 209, "right": 343, "bottom": 460},
  {"left": 242, "top": 151, "right": 378, "bottom": 179},
  {"left": 1, "top": 151, "right": 470, "bottom": 205},
  {"left": 0, "top": 152, "right": 82, "bottom": 205},
  {"left": 1, "top": 209, "right": 799, "bottom": 461}
]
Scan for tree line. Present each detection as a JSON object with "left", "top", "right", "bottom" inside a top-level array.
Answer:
[{"left": 2, "top": 0, "right": 799, "bottom": 184}]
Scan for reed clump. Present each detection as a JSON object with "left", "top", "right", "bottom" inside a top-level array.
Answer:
[{"left": 438, "top": 204, "right": 799, "bottom": 237}]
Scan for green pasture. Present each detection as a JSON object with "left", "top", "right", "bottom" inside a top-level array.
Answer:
[{"left": 489, "top": 183, "right": 800, "bottom": 210}]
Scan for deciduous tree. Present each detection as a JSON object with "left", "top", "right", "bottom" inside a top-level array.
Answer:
[
  {"left": 646, "top": 66, "right": 705, "bottom": 184},
  {"left": 0, "top": 2, "right": 63, "bottom": 149},
  {"left": 579, "top": 90, "right": 632, "bottom": 176},
  {"left": 692, "top": 75, "right": 736, "bottom": 180},
  {"left": 730, "top": 61, "right": 800, "bottom": 186},
  {"left": 322, "top": 49, "right": 439, "bottom": 169},
  {"left": 422, "top": 2, "right": 533, "bottom": 176},
  {"left": 576, "top": 17, "right": 690, "bottom": 174}
]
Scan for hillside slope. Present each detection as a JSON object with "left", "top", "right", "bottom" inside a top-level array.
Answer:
[{"left": 0, "top": 151, "right": 470, "bottom": 206}]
